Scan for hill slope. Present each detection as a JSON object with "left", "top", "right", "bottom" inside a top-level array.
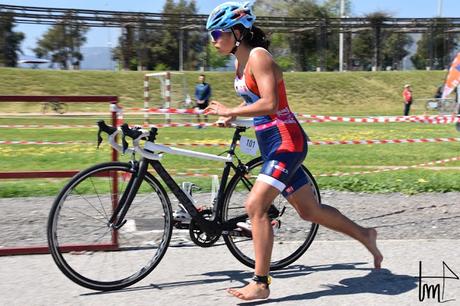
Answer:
[{"left": 0, "top": 68, "right": 447, "bottom": 115}]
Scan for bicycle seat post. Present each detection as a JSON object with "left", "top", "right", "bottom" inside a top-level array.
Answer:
[{"left": 228, "top": 126, "right": 247, "bottom": 155}]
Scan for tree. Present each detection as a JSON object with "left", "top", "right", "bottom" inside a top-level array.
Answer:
[
  {"left": 33, "top": 12, "right": 88, "bottom": 69},
  {"left": 411, "top": 19, "right": 458, "bottom": 70},
  {"left": 112, "top": 22, "right": 137, "bottom": 70},
  {"left": 366, "top": 12, "right": 389, "bottom": 71},
  {"left": 0, "top": 11, "right": 25, "bottom": 67},
  {"left": 351, "top": 11, "right": 412, "bottom": 71},
  {"left": 381, "top": 33, "right": 413, "bottom": 70},
  {"left": 351, "top": 30, "right": 374, "bottom": 70},
  {"left": 112, "top": 0, "right": 202, "bottom": 71},
  {"left": 206, "top": 42, "right": 229, "bottom": 69},
  {"left": 256, "top": 0, "right": 350, "bottom": 71},
  {"left": 288, "top": 1, "right": 339, "bottom": 71}
]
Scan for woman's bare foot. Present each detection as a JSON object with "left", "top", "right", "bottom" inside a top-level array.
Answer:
[
  {"left": 364, "top": 228, "right": 383, "bottom": 269},
  {"left": 227, "top": 282, "right": 270, "bottom": 301}
]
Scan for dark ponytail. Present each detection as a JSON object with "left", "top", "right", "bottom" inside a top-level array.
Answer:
[{"left": 234, "top": 24, "right": 270, "bottom": 50}]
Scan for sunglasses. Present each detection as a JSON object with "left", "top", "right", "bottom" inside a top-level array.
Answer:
[{"left": 209, "top": 29, "right": 232, "bottom": 42}]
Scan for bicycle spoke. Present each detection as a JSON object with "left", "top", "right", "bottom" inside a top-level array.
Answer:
[
  {"left": 70, "top": 188, "right": 110, "bottom": 223},
  {"left": 48, "top": 163, "right": 172, "bottom": 291},
  {"left": 61, "top": 202, "right": 109, "bottom": 227}
]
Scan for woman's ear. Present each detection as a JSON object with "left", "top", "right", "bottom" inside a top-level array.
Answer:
[{"left": 233, "top": 28, "right": 242, "bottom": 40}]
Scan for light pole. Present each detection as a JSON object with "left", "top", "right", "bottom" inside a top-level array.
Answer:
[
  {"left": 437, "top": 0, "right": 443, "bottom": 17},
  {"left": 339, "top": 0, "right": 345, "bottom": 72}
]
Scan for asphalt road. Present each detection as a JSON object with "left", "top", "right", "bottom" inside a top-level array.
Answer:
[{"left": 1, "top": 239, "right": 459, "bottom": 306}]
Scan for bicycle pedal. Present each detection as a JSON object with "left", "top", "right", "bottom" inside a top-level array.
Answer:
[
  {"left": 236, "top": 221, "right": 252, "bottom": 232},
  {"left": 271, "top": 220, "right": 281, "bottom": 235},
  {"left": 173, "top": 210, "right": 191, "bottom": 223}
]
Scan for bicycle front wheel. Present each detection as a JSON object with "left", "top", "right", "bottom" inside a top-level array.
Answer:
[
  {"left": 222, "top": 157, "right": 321, "bottom": 270},
  {"left": 47, "top": 162, "right": 173, "bottom": 291}
]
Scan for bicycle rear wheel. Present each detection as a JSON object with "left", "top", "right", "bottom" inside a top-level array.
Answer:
[
  {"left": 47, "top": 162, "right": 173, "bottom": 291},
  {"left": 222, "top": 157, "right": 321, "bottom": 270}
]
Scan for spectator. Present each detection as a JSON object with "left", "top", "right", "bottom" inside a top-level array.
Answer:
[
  {"left": 434, "top": 84, "right": 443, "bottom": 99},
  {"left": 455, "top": 87, "right": 460, "bottom": 116},
  {"left": 402, "top": 84, "right": 413, "bottom": 116},
  {"left": 194, "top": 74, "right": 212, "bottom": 127}
]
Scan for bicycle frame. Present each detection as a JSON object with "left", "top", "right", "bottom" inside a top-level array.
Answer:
[{"left": 103, "top": 120, "right": 254, "bottom": 237}]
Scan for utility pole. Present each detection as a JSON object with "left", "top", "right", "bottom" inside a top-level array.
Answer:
[
  {"left": 437, "top": 0, "right": 443, "bottom": 17},
  {"left": 179, "top": 29, "right": 184, "bottom": 71},
  {"left": 339, "top": 0, "right": 345, "bottom": 72}
]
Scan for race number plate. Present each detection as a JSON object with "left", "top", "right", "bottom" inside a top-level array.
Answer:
[{"left": 240, "top": 136, "right": 259, "bottom": 156}]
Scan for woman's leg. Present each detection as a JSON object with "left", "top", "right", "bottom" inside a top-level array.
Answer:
[
  {"left": 286, "top": 184, "right": 383, "bottom": 269},
  {"left": 228, "top": 180, "right": 280, "bottom": 300}
]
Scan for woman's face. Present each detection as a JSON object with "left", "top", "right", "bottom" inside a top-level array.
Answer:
[{"left": 210, "top": 29, "right": 240, "bottom": 55}]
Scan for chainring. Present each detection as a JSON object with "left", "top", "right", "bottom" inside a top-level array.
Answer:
[{"left": 189, "top": 209, "right": 221, "bottom": 247}]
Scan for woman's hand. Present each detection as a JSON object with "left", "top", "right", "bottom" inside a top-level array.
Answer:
[{"left": 204, "top": 101, "right": 235, "bottom": 127}]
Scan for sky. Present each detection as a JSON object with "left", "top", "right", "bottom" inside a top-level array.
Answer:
[{"left": 2, "top": 0, "right": 458, "bottom": 54}]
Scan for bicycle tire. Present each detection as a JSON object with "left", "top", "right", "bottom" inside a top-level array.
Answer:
[
  {"left": 222, "top": 157, "right": 321, "bottom": 270},
  {"left": 47, "top": 162, "right": 173, "bottom": 291}
]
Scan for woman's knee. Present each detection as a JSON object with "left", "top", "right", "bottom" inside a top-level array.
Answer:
[
  {"left": 245, "top": 197, "right": 266, "bottom": 219},
  {"left": 289, "top": 195, "right": 321, "bottom": 222},
  {"left": 298, "top": 208, "right": 318, "bottom": 222}
]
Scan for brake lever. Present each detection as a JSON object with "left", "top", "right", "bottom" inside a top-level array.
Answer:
[
  {"left": 120, "top": 123, "right": 144, "bottom": 154},
  {"left": 97, "top": 129, "right": 103, "bottom": 149},
  {"left": 120, "top": 124, "right": 130, "bottom": 154},
  {"left": 96, "top": 120, "right": 117, "bottom": 149}
]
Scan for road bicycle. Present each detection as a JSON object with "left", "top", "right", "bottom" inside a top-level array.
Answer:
[
  {"left": 47, "top": 119, "right": 321, "bottom": 291},
  {"left": 425, "top": 98, "right": 455, "bottom": 113},
  {"left": 41, "top": 100, "right": 69, "bottom": 114}
]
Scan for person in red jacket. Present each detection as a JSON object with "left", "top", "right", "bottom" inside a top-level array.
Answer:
[{"left": 402, "top": 84, "right": 413, "bottom": 116}]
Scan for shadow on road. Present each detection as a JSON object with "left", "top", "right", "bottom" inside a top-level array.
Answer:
[
  {"left": 238, "top": 264, "right": 417, "bottom": 305},
  {"left": 82, "top": 261, "right": 417, "bottom": 303}
]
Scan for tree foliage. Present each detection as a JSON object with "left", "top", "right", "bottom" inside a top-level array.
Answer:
[
  {"left": 411, "top": 19, "right": 458, "bottom": 70},
  {"left": 33, "top": 12, "right": 88, "bottom": 69},
  {"left": 351, "top": 12, "right": 413, "bottom": 71},
  {"left": 0, "top": 11, "right": 25, "bottom": 67},
  {"left": 256, "top": 0, "right": 354, "bottom": 71},
  {"left": 113, "top": 0, "right": 203, "bottom": 71},
  {"left": 382, "top": 33, "right": 413, "bottom": 70},
  {"left": 206, "top": 42, "right": 230, "bottom": 69}
]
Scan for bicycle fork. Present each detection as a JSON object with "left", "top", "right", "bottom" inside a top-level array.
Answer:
[{"left": 108, "top": 159, "right": 149, "bottom": 229}]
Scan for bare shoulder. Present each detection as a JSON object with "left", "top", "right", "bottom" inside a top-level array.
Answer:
[
  {"left": 249, "top": 47, "right": 273, "bottom": 66},
  {"left": 248, "top": 47, "right": 282, "bottom": 79}
]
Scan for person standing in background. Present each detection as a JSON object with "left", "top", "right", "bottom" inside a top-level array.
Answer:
[
  {"left": 194, "top": 74, "right": 212, "bottom": 127},
  {"left": 402, "top": 84, "right": 413, "bottom": 116}
]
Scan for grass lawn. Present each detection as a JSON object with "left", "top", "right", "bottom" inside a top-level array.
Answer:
[{"left": 0, "top": 68, "right": 458, "bottom": 197}]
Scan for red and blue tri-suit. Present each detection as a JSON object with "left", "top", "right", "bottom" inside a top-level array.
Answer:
[{"left": 234, "top": 54, "right": 310, "bottom": 197}]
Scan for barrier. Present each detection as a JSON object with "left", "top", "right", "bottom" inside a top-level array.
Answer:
[
  {"left": 1, "top": 137, "right": 460, "bottom": 147},
  {"left": 0, "top": 95, "right": 120, "bottom": 256},
  {"left": 317, "top": 156, "right": 460, "bottom": 177},
  {"left": 125, "top": 107, "right": 460, "bottom": 125}
]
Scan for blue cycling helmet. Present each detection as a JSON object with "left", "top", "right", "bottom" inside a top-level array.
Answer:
[{"left": 206, "top": 1, "right": 256, "bottom": 31}]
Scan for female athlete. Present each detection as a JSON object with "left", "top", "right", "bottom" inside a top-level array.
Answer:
[{"left": 204, "top": 1, "right": 383, "bottom": 301}]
